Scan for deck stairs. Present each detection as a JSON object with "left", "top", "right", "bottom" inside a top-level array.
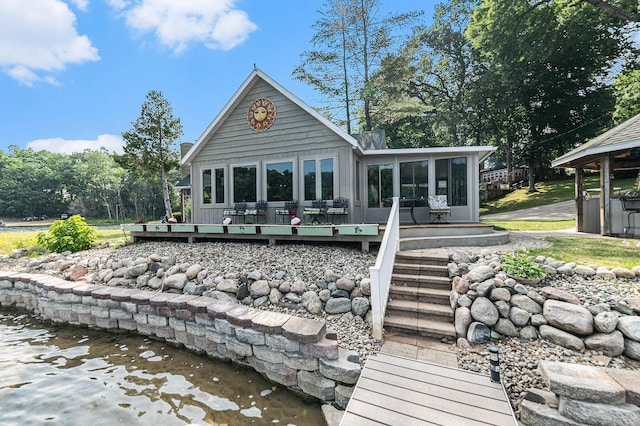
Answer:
[{"left": 384, "top": 249, "right": 456, "bottom": 340}]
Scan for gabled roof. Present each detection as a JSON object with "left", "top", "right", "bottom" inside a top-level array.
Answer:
[
  {"left": 552, "top": 113, "right": 640, "bottom": 168},
  {"left": 182, "top": 67, "right": 362, "bottom": 165}
]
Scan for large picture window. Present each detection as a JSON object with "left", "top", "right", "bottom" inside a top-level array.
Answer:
[
  {"left": 233, "top": 165, "right": 257, "bottom": 202},
  {"left": 266, "top": 162, "right": 293, "bottom": 201},
  {"left": 367, "top": 164, "right": 393, "bottom": 208},
  {"left": 303, "top": 158, "right": 334, "bottom": 201},
  {"left": 400, "top": 160, "right": 428, "bottom": 200}
]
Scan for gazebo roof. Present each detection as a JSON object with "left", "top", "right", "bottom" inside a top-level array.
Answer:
[{"left": 552, "top": 113, "right": 640, "bottom": 170}]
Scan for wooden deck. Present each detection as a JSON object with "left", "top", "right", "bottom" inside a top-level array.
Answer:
[{"left": 341, "top": 352, "right": 517, "bottom": 426}]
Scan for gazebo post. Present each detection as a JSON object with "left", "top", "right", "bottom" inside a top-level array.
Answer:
[
  {"left": 600, "top": 156, "right": 611, "bottom": 236},
  {"left": 575, "top": 167, "right": 584, "bottom": 232}
]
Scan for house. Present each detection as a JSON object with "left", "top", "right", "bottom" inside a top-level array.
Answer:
[{"left": 181, "top": 67, "right": 495, "bottom": 225}]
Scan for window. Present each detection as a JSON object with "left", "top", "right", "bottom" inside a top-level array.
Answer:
[
  {"left": 203, "top": 169, "right": 212, "bottom": 204},
  {"left": 215, "top": 168, "right": 225, "bottom": 204},
  {"left": 367, "top": 164, "right": 393, "bottom": 208},
  {"left": 400, "top": 161, "right": 428, "bottom": 200},
  {"left": 233, "top": 165, "right": 257, "bottom": 202},
  {"left": 436, "top": 157, "right": 467, "bottom": 206},
  {"left": 303, "top": 158, "right": 334, "bottom": 201},
  {"left": 266, "top": 161, "right": 293, "bottom": 201}
]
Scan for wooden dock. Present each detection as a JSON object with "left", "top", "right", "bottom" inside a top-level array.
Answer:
[{"left": 341, "top": 352, "right": 517, "bottom": 426}]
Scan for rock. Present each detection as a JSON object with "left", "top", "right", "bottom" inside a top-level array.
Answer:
[
  {"left": 616, "top": 316, "right": 640, "bottom": 341},
  {"left": 164, "top": 273, "right": 188, "bottom": 290},
  {"left": 470, "top": 297, "right": 499, "bottom": 326},
  {"left": 573, "top": 265, "right": 596, "bottom": 276},
  {"left": 584, "top": 331, "right": 625, "bottom": 357},
  {"left": 452, "top": 276, "right": 469, "bottom": 294},
  {"left": 284, "top": 292, "right": 301, "bottom": 303},
  {"left": 556, "top": 265, "right": 575, "bottom": 276},
  {"left": 623, "top": 338, "right": 640, "bottom": 361},
  {"left": 612, "top": 302, "right": 634, "bottom": 315},
  {"left": 124, "top": 263, "right": 148, "bottom": 278},
  {"left": 451, "top": 250, "right": 470, "bottom": 264},
  {"left": 594, "top": 311, "right": 618, "bottom": 334},
  {"left": 489, "top": 287, "right": 511, "bottom": 302},
  {"left": 250, "top": 280, "right": 271, "bottom": 297},
  {"left": 539, "top": 361, "right": 627, "bottom": 404},
  {"left": 475, "top": 279, "right": 495, "bottom": 297},
  {"left": 511, "top": 294, "right": 542, "bottom": 314},
  {"left": 359, "top": 278, "right": 371, "bottom": 296},
  {"left": 331, "top": 289, "right": 350, "bottom": 299},
  {"left": 624, "top": 297, "right": 640, "bottom": 315},
  {"left": 351, "top": 297, "right": 370, "bottom": 317},
  {"left": 611, "top": 267, "right": 636, "bottom": 279},
  {"left": 185, "top": 264, "right": 202, "bottom": 280},
  {"left": 493, "top": 318, "right": 518, "bottom": 337},
  {"left": 236, "top": 283, "right": 250, "bottom": 300},
  {"left": 513, "top": 283, "right": 529, "bottom": 295},
  {"left": 467, "top": 321, "right": 491, "bottom": 344},
  {"left": 509, "top": 306, "right": 531, "bottom": 327},
  {"left": 596, "top": 266, "right": 616, "bottom": 279},
  {"left": 543, "top": 299, "right": 594, "bottom": 336},
  {"left": 183, "top": 282, "right": 206, "bottom": 295},
  {"left": 302, "top": 291, "right": 323, "bottom": 315},
  {"left": 336, "top": 277, "right": 355, "bottom": 292},
  {"left": 456, "top": 337, "right": 471, "bottom": 349},
  {"left": 318, "top": 289, "right": 331, "bottom": 302},
  {"left": 148, "top": 276, "right": 163, "bottom": 289},
  {"left": 454, "top": 307, "right": 472, "bottom": 336},
  {"left": 559, "top": 397, "right": 640, "bottom": 426},
  {"left": 588, "top": 303, "right": 611, "bottom": 316},
  {"left": 531, "top": 314, "right": 547, "bottom": 326},
  {"left": 290, "top": 280, "right": 306, "bottom": 295},
  {"left": 519, "top": 325, "right": 538, "bottom": 340},
  {"left": 325, "top": 298, "right": 352, "bottom": 314},
  {"left": 269, "top": 288, "right": 282, "bottom": 305},
  {"left": 278, "top": 281, "right": 290, "bottom": 294},
  {"left": 217, "top": 279, "right": 238, "bottom": 294},
  {"left": 458, "top": 294, "right": 472, "bottom": 308},
  {"left": 526, "top": 290, "right": 545, "bottom": 305},
  {"left": 324, "top": 270, "right": 339, "bottom": 282},
  {"left": 539, "top": 325, "right": 585, "bottom": 352},
  {"left": 540, "top": 286, "right": 580, "bottom": 305},
  {"left": 68, "top": 264, "right": 88, "bottom": 281},
  {"left": 466, "top": 265, "right": 495, "bottom": 283}
]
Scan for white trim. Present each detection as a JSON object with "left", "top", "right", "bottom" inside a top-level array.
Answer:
[{"left": 552, "top": 139, "right": 640, "bottom": 168}]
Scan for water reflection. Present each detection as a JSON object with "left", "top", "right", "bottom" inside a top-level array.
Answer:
[{"left": 0, "top": 311, "right": 324, "bottom": 425}]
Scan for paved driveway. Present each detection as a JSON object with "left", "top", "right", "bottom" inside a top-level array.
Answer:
[{"left": 481, "top": 200, "right": 575, "bottom": 221}]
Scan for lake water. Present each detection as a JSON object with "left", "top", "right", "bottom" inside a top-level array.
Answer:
[{"left": 0, "top": 310, "right": 324, "bottom": 426}]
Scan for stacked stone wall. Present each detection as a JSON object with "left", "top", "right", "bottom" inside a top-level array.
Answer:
[{"left": 0, "top": 271, "right": 360, "bottom": 408}]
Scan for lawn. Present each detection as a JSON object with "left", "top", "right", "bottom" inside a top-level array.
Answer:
[
  {"left": 527, "top": 237, "right": 640, "bottom": 270},
  {"left": 0, "top": 228, "right": 126, "bottom": 257},
  {"left": 483, "top": 219, "right": 575, "bottom": 231}
]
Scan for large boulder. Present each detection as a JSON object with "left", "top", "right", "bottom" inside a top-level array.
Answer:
[
  {"left": 543, "top": 299, "right": 593, "bottom": 336},
  {"left": 466, "top": 265, "right": 495, "bottom": 283},
  {"left": 493, "top": 318, "right": 518, "bottom": 337},
  {"left": 164, "top": 273, "right": 187, "bottom": 290},
  {"left": 467, "top": 322, "right": 490, "bottom": 344},
  {"left": 454, "top": 306, "right": 472, "bottom": 336},
  {"left": 584, "top": 331, "right": 625, "bottom": 357},
  {"left": 511, "top": 294, "right": 542, "bottom": 314},
  {"left": 470, "top": 297, "right": 499, "bottom": 326},
  {"left": 539, "top": 325, "right": 585, "bottom": 352},
  {"left": 594, "top": 311, "right": 618, "bottom": 334},
  {"left": 325, "top": 298, "right": 352, "bottom": 314},
  {"left": 616, "top": 316, "right": 640, "bottom": 341}
]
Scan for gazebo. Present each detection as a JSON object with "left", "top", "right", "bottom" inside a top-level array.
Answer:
[{"left": 552, "top": 113, "right": 640, "bottom": 236}]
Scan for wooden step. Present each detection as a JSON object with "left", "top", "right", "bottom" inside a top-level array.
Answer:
[
  {"left": 383, "top": 313, "right": 456, "bottom": 340},
  {"left": 386, "top": 299, "right": 453, "bottom": 319},
  {"left": 388, "top": 286, "right": 450, "bottom": 304},
  {"left": 393, "top": 263, "right": 449, "bottom": 277},
  {"left": 391, "top": 273, "right": 450, "bottom": 290},
  {"left": 395, "top": 250, "right": 449, "bottom": 266}
]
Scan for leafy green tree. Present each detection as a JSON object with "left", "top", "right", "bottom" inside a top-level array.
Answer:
[
  {"left": 293, "top": 0, "right": 420, "bottom": 133},
  {"left": 467, "top": 0, "right": 633, "bottom": 190},
  {"left": 612, "top": 66, "right": 640, "bottom": 123},
  {"left": 116, "top": 90, "right": 182, "bottom": 219}
]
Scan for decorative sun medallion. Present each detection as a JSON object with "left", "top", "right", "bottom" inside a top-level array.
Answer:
[{"left": 248, "top": 98, "right": 276, "bottom": 132}]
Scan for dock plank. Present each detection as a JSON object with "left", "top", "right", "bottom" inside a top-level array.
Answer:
[{"left": 341, "top": 352, "right": 517, "bottom": 426}]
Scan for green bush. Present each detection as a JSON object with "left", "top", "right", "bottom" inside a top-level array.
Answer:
[
  {"left": 36, "top": 215, "right": 97, "bottom": 253},
  {"left": 501, "top": 250, "right": 546, "bottom": 280}
]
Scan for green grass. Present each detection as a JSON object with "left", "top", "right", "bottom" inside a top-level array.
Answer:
[
  {"left": 483, "top": 219, "right": 575, "bottom": 231},
  {"left": 481, "top": 176, "right": 637, "bottom": 215},
  {"left": 527, "top": 237, "right": 640, "bottom": 269},
  {"left": 0, "top": 228, "right": 126, "bottom": 256}
]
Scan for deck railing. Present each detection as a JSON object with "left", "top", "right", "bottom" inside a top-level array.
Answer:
[{"left": 369, "top": 196, "right": 399, "bottom": 340}]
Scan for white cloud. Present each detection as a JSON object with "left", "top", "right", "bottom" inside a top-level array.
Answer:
[
  {"left": 68, "top": 0, "right": 89, "bottom": 11},
  {"left": 0, "top": 0, "right": 99, "bottom": 85},
  {"left": 113, "top": 0, "right": 257, "bottom": 53},
  {"left": 27, "top": 134, "right": 125, "bottom": 154}
]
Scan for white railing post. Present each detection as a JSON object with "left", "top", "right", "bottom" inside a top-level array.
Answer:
[{"left": 369, "top": 196, "right": 400, "bottom": 341}]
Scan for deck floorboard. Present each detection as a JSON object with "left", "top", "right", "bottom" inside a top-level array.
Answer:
[{"left": 341, "top": 352, "right": 517, "bottom": 426}]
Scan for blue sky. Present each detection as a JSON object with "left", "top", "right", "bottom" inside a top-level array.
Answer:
[{"left": 0, "top": 0, "right": 434, "bottom": 155}]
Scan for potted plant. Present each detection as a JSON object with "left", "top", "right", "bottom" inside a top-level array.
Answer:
[{"left": 501, "top": 250, "right": 546, "bottom": 286}]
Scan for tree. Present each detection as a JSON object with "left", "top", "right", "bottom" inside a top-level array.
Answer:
[
  {"left": 467, "top": 0, "right": 633, "bottom": 190},
  {"left": 116, "top": 90, "right": 182, "bottom": 219},
  {"left": 293, "top": 0, "right": 420, "bottom": 133},
  {"left": 579, "top": 0, "right": 640, "bottom": 23},
  {"left": 612, "top": 66, "right": 640, "bottom": 123}
]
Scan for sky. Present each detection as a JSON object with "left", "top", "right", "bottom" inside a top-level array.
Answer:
[{"left": 0, "top": 0, "right": 435, "bottom": 155}]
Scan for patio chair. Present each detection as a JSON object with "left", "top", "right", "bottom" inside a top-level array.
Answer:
[
  {"left": 327, "top": 197, "right": 349, "bottom": 224},
  {"left": 303, "top": 199, "right": 327, "bottom": 224},
  {"left": 245, "top": 200, "right": 267, "bottom": 224},
  {"left": 223, "top": 201, "right": 247, "bottom": 224},
  {"left": 428, "top": 195, "right": 451, "bottom": 224},
  {"left": 274, "top": 200, "right": 298, "bottom": 224}
]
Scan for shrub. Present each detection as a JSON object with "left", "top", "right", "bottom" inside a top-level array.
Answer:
[
  {"left": 501, "top": 250, "right": 546, "bottom": 280},
  {"left": 36, "top": 215, "right": 97, "bottom": 253}
]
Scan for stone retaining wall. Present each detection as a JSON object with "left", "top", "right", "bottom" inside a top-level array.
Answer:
[
  {"left": 0, "top": 271, "right": 360, "bottom": 409},
  {"left": 521, "top": 361, "right": 640, "bottom": 425}
]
